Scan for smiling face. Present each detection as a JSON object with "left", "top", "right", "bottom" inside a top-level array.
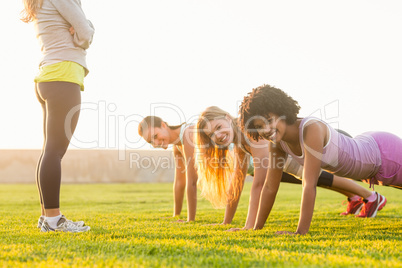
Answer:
[
  {"left": 202, "top": 116, "right": 234, "bottom": 147},
  {"left": 251, "top": 113, "right": 286, "bottom": 143},
  {"left": 141, "top": 123, "right": 170, "bottom": 149}
]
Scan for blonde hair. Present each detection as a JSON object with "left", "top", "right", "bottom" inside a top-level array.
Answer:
[
  {"left": 195, "top": 106, "right": 247, "bottom": 208},
  {"left": 20, "top": 0, "right": 43, "bottom": 23}
]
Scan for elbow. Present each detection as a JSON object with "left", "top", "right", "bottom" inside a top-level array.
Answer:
[
  {"left": 252, "top": 178, "right": 265, "bottom": 190},
  {"left": 251, "top": 181, "right": 264, "bottom": 195},
  {"left": 302, "top": 183, "right": 317, "bottom": 195},
  {"left": 251, "top": 173, "right": 266, "bottom": 190},
  {"left": 174, "top": 180, "right": 186, "bottom": 191},
  {"left": 82, "top": 20, "right": 95, "bottom": 45},
  {"left": 81, "top": 34, "right": 94, "bottom": 48},
  {"left": 84, "top": 32, "right": 95, "bottom": 46},
  {"left": 74, "top": 29, "right": 95, "bottom": 49},
  {"left": 302, "top": 180, "right": 317, "bottom": 190},
  {"left": 263, "top": 184, "right": 279, "bottom": 197}
]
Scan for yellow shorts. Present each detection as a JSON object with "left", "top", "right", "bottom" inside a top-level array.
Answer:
[{"left": 34, "top": 61, "right": 85, "bottom": 90}]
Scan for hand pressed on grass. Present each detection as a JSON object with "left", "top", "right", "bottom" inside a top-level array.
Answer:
[
  {"left": 275, "top": 231, "right": 300, "bottom": 235},
  {"left": 203, "top": 222, "right": 229, "bottom": 226},
  {"left": 225, "top": 228, "right": 242, "bottom": 232},
  {"left": 225, "top": 226, "right": 252, "bottom": 232}
]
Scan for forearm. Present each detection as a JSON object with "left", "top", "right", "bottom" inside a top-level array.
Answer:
[
  {"left": 173, "top": 178, "right": 185, "bottom": 216},
  {"left": 223, "top": 171, "right": 246, "bottom": 224},
  {"left": 254, "top": 186, "right": 277, "bottom": 230},
  {"left": 223, "top": 199, "right": 240, "bottom": 224},
  {"left": 296, "top": 186, "right": 316, "bottom": 235},
  {"left": 186, "top": 183, "right": 197, "bottom": 221},
  {"left": 52, "top": 0, "right": 94, "bottom": 48},
  {"left": 244, "top": 184, "right": 263, "bottom": 229},
  {"left": 222, "top": 182, "right": 243, "bottom": 224}
]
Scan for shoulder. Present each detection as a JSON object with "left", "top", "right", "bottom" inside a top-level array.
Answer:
[
  {"left": 302, "top": 118, "right": 328, "bottom": 145},
  {"left": 182, "top": 126, "right": 196, "bottom": 153},
  {"left": 49, "top": 0, "right": 81, "bottom": 7},
  {"left": 183, "top": 125, "right": 196, "bottom": 142},
  {"left": 246, "top": 138, "right": 269, "bottom": 156},
  {"left": 184, "top": 124, "right": 196, "bottom": 132},
  {"left": 302, "top": 117, "right": 327, "bottom": 133},
  {"left": 173, "top": 145, "right": 184, "bottom": 156}
]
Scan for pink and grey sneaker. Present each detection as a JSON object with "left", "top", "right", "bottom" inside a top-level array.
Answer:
[
  {"left": 340, "top": 198, "right": 364, "bottom": 216},
  {"left": 356, "top": 192, "right": 387, "bottom": 218}
]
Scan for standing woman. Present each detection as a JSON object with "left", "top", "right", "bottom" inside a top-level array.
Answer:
[
  {"left": 138, "top": 116, "right": 198, "bottom": 222},
  {"left": 21, "top": 0, "right": 94, "bottom": 232}
]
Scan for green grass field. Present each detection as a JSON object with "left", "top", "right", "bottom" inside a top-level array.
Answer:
[{"left": 0, "top": 182, "right": 401, "bottom": 267}]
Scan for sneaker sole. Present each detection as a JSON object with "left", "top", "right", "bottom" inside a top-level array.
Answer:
[
  {"left": 38, "top": 220, "right": 85, "bottom": 228},
  {"left": 41, "top": 226, "right": 91, "bottom": 233},
  {"left": 378, "top": 197, "right": 387, "bottom": 211}
]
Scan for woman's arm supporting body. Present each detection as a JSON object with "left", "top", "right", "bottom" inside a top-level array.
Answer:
[
  {"left": 221, "top": 154, "right": 249, "bottom": 225},
  {"left": 172, "top": 146, "right": 186, "bottom": 217},
  {"left": 291, "top": 121, "right": 326, "bottom": 235},
  {"left": 182, "top": 126, "right": 198, "bottom": 222},
  {"left": 242, "top": 139, "right": 271, "bottom": 229},
  {"left": 254, "top": 142, "right": 287, "bottom": 230}
]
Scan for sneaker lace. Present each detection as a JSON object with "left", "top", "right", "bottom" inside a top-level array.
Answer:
[
  {"left": 346, "top": 202, "right": 353, "bottom": 211},
  {"left": 342, "top": 199, "right": 355, "bottom": 212},
  {"left": 359, "top": 201, "right": 368, "bottom": 215}
]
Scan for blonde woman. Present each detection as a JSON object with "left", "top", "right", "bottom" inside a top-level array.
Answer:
[
  {"left": 195, "top": 106, "right": 383, "bottom": 231},
  {"left": 138, "top": 116, "right": 198, "bottom": 222},
  {"left": 21, "top": 0, "right": 94, "bottom": 232}
]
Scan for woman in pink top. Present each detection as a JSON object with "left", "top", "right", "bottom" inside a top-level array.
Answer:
[{"left": 239, "top": 84, "right": 401, "bottom": 235}]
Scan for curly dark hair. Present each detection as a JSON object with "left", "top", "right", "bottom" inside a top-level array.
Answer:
[{"left": 239, "top": 84, "right": 301, "bottom": 141}]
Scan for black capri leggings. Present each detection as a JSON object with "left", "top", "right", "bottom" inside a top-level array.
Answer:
[
  {"left": 35, "top": 82, "right": 81, "bottom": 209},
  {"left": 281, "top": 171, "right": 334, "bottom": 187}
]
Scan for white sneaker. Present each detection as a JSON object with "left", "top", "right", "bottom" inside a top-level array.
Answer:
[
  {"left": 41, "top": 215, "right": 90, "bottom": 233},
  {"left": 37, "top": 215, "right": 85, "bottom": 228}
]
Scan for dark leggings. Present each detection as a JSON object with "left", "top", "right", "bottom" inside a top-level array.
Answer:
[
  {"left": 35, "top": 82, "right": 81, "bottom": 209},
  {"left": 281, "top": 171, "right": 334, "bottom": 187}
]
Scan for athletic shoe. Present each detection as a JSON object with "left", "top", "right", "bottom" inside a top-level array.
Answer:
[
  {"left": 356, "top": 192, "right": 387, "bottom": 218},
  {"left": 37, "top": 215, "right": 85, "bottom": 228},
  {"left": 41, "top": 215, "right": 90, "bottom": 233},
  {"left": 340, "top": 198, "right": 364, "bottom": 216}
]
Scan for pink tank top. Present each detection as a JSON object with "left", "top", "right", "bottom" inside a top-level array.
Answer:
[{"left": 279, "top": 117, "right": 381, "bottom": 179}]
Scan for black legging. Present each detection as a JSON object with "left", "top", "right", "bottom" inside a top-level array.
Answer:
[
  {"left": 35, "top": 82, "right": 81, "bottom": 209},
  {"left": 281, "top": 171, "right": 334, "bottom": 187}
]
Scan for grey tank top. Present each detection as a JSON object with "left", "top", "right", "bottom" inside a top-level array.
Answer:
[{"left": 279, "top": 117, "right": 381, "bottom": 179}]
